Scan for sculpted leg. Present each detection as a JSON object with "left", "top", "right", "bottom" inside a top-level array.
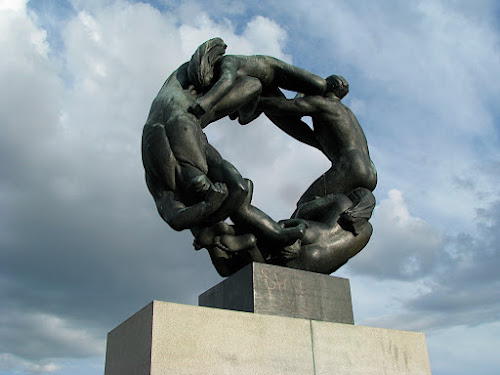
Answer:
[
  {"left": 194, "top": 224, "right": 264, "bottom": 277},
  {"left": 287, "top": 222, "right": 373, "bottom": 274},
  {"left": 230, "top": 180, "right": 306, "bottom": 246},
  {"left": 207, "top": 246, "right": 250, "bottom": 277},
  {"left": 142, "top": 123, "right": 177, "bottom": 190}
]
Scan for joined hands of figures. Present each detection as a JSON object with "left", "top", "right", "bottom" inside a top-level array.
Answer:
[
  {"left": 188, "top": 102, "right": 206, "bottom": 119},
  {"left": 205, "top": 182, "right": 229, "bottom": 206}
]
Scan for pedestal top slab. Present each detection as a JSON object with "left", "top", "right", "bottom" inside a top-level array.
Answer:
[{"left": 199, "top": 262, "right": 354, "bottom": 324}]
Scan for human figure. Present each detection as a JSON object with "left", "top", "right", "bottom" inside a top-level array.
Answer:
[
  {"left": 274, "top": 188, "right": 375, "bottom": 274},
  {"left": 142, "top": 62, "right": 247, "bottom": 222},
  {"left": 186, "top": 37, "right": 327, "bottom": 125},
  {"left": 142, "top": 59, "right": 305, "bottom": 275},
  {"left": 258, "top": 75, "right": 377, "bottom": 206}
]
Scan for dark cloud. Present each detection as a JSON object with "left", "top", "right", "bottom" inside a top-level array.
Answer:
[
  {"left": 0, "top": 146, "right": 222, "bottom": 358},
  {"left": 407, "top": 201, "right": 500, "bottom": 319},
  {"left": 360, "top": 199, "right": 500, "bottom": 331}
]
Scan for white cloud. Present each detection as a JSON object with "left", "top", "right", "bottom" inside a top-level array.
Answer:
[
  {"left": 0, "top": 0, "right": 25, "bottom": 12},
  {"left": 77, "top": 11, "right": 102, "bottom": 43},
  {"left": 178, "top": 13, "right": 290, "bottom": 60},
  {"left": 347, "top": 189, "right": 443, "bottom": 279},
  {"left": 205, "top": 114, "right": 330, "bottom": 219},
  {"left": 240, "top": 16, "right": 290, "bottom": 60},
  {"left": 0, "top": 353, "right": 60, "bottom": 374},
  {"left": 0, "top": 305, "right": 104, "bottom": 360}
]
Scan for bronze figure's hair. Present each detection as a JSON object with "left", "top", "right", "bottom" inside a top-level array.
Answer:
[
  {"left": 326, "top": 75, "right": 349, "bottom": 99},
  {"left": 187, "top": 37, "right": 227, "bottom": 89}
]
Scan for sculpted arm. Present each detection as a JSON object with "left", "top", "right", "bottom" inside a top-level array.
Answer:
[
  {"left": 204, "top": 144, "right": 249, "bottom": 222},
  {"left": 191, "top": 58, "right": 239, "bottom": 118},
  {"left": 260, "top": 95, "right": 322, "bottom": 116},
  {"left": 146, "top": 174, "right": 228, "bottom": 231},
  {"left": 260, "top": 96, "right": 323, "bottom": 149}
]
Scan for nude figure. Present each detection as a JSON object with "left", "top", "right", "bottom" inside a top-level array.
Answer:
[
  {"left": 185, "top": 37, "right": 326, "bottom": 125},
  {"left": 276, "top": 188, "right": 376, "bottom": 273},
  {"left": 254, "top": 74, "right": 377, "bottom": 270},
  {"left": 259, "top": 75, "right": 377, "bottom": 206}
]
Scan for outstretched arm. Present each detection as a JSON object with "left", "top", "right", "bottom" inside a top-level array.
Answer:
[
  {"left": 260, "top": 95, "right": 323, "bottom": 150},
  {"left": 266, "top": 114, "right": 321, "bottom": 150},
  {"left": 260, "top": 95, "right": 322, "bottom": 116}
]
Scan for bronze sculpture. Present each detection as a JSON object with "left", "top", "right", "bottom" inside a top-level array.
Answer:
[{"left": 142, "top": 38, "right": 377, "bottom": 276}]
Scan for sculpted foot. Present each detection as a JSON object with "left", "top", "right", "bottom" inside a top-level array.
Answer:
[{"left": 281, "top": 222, "right": 306, "bottom": 245}]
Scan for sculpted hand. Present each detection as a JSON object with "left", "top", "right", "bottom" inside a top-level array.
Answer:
[
  {"left": 213, "top": 236, "right": 232, "bottom": 253},
  {"left": 205, "top": 182, "right": 228, "bottom": 209},
  {"left": 279, "top": 218, "right": 309, "bottom": 229},
  {"left": 188, "top": 101, "right": 206, "bottom": 119},
  {"left": 190, "top": 175, "right": 212, "bottom": 194}
]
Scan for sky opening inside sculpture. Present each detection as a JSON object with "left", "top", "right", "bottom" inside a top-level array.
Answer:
[{"left": 1, "top": 0, "right": 499, "bottom": 374}]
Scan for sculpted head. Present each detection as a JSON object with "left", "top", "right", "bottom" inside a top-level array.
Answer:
[
  {"left": 187, "top": 37, "right": 227, "bottom": 90},
  {"left": 325, "top": 75, "right": 349, "bottom": 99}
]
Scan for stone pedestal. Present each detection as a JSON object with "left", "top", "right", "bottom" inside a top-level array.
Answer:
[
  {"left": 104, "top": 300, "right": 432, "bottom": 375},
  {"left": 105, "top": 263, "right": 432, "bottom": 374},
  {"left": 199, "top": 262, "right": 354, "bottom": 324}
]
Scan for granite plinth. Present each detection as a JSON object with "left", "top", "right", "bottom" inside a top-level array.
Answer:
[
  {"left": 104, "top": 301, "right": 432, "bottom": 375},
  {"left": 199, "top": 262, "right": 354, "bottom": 324}
]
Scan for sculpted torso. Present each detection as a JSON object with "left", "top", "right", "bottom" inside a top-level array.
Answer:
[
  {"left": 310, "top": 96, "right": 377, "bottom": 192},
  {"left": 146, "top": 63, "right": 210, "bottom": 177}
]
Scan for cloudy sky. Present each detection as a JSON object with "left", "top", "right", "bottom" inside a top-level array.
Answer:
[{"left": 1, "top": 0, "right": 499, "bottom": 374}]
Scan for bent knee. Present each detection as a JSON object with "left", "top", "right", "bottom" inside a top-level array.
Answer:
[
  {"left": 229, "top": 180, "right": 250, "bottom": 206},
  {"left": 234, "top": 179, "right": 249, "bottom": 196},
  {"left": 242, "top": 76, "right": 262, "bottom": 96}
]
